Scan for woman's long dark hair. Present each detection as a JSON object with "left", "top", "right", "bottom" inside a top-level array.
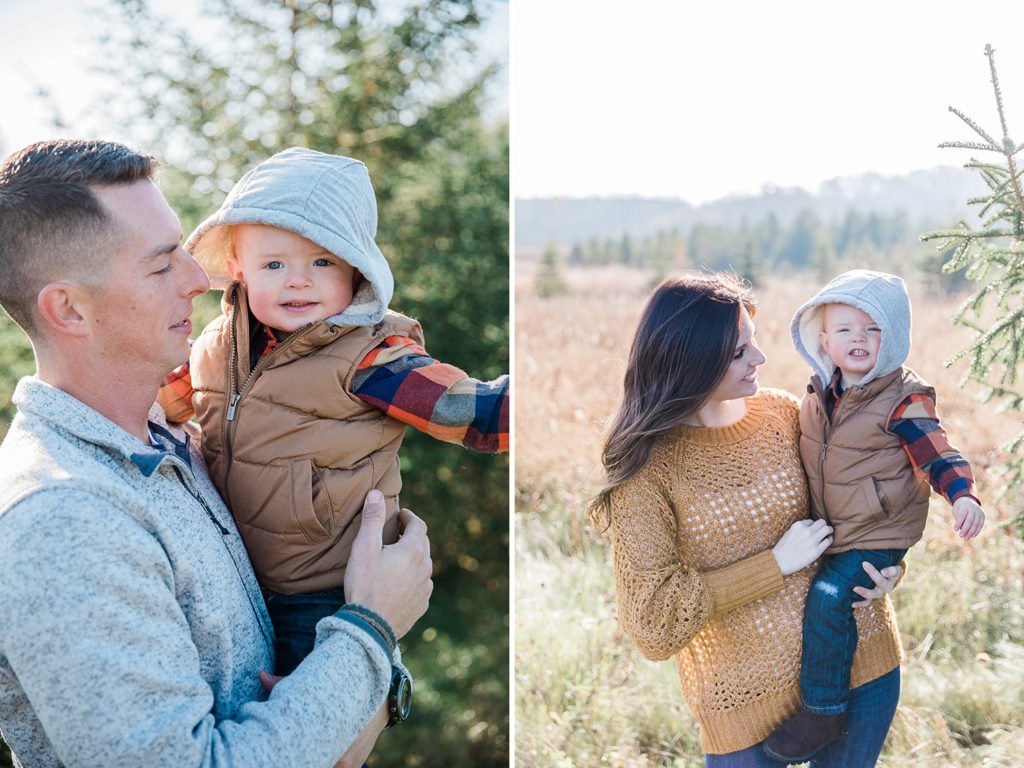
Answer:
[{"left": 588, "top": 273, "right": 755, "bottom": 528}]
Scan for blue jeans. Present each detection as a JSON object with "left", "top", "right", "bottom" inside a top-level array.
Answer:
[
  {"left": 800, "top": 548, "right": 905, "bottom": 714},
  {"left": 705, "top": 667, "right": 901, "bottom": 767},
  {"left": 265, "top": 587, "right": 345, "bottom": 676}
]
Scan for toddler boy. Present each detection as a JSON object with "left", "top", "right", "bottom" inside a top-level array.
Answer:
[
  {"left": 159, "top": 147, "right": 508, "bottom": 677},
  {"left": 764, "top": 269, "right": 983, "bottom": 762}
]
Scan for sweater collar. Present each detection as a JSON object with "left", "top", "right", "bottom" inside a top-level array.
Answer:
[
  {"left": 674, "top": 392, "right": 769, "bottom": 446},
  {"left": 12, "top": 376, "right": 191, "bottom": 475}
]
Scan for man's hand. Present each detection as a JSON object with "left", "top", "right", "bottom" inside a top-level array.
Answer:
[
  {"left": 344, "top": 490, "right": 433, "bottom": 639},
  {"left": 952, "top": 496, "right": 985, "bottom": 541}
]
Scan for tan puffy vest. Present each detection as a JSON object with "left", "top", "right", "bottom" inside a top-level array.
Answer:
[
  {"left": 191, "top": 283, "right": 424, "bottom": 595},
  {"left": 799, "top": 366, "right": 935, "bottom": 553}
]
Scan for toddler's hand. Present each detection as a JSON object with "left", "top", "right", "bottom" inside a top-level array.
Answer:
[{"left": 952, "top": 496, "right": 984, "bottom": 540}]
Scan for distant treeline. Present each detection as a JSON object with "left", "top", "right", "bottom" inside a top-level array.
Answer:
[{"left": 553, "top": 207, "right": 969, "bottom": 292}]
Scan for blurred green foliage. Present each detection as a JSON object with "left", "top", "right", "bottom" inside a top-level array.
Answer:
[{"left": 0, "top": 0, "right": 508, "bottom": 764}]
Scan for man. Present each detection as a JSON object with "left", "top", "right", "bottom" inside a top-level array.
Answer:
[{"left": 0, "top": 139, "right": 432, "bottom": 766}]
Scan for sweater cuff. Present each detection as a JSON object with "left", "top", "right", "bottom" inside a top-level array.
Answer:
[
  {"left": 335, "top": 606, "right": 396, "bottom": 663},
  {"left": 703, "top": 549, "right": 785, "bottom": 616}
]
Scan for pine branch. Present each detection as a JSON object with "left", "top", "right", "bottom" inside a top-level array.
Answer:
[
  {"left": 985, "top": 45, "right": 1024, "bottom": 219},
  {"left": 948, "top": 105, "right": 1001, "bottom": 147},
  {"left": 939, "top": 139, "right": 1004, "bottom": 152},
  {"left": 986, "top": 44, "right": 1011, "bottom": 139},
  {"left": 966, "top": 160, "right": 1012, "bottom": 174}
]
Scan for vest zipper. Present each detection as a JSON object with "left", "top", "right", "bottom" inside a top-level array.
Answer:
[
  {"left": 220, "top": 289, "right": 318, "bottom": 507},
  {"left": 818, "top": 385, "right": 850, "bottom": 526}
]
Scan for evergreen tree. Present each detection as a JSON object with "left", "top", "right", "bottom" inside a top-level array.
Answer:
[
  {"left": 922, "top": 44, "right": 1024, "bottom": 509},
  {"left": 569, "top": 241, "right": 584, "bottom": 264},
  {"left": 778, "top": 209, "right": 821, "bottom": 270},
  {"left": 669, "top": 226, "right": 689, "bottom": 269},
  {"left": 812, "top": 233, "right": 839, "bottom": 282},
  {"left": 754, "top": 212, "right": 780, "bottom": 264},
  {"left": 619, "top": 232, "right": 634, "bottom": 265},
  {"left": 738, "top": 236, "right": 762, "bottom": 287},
  {"left": 536, "top": 241, "right": 568, "bottom": 297}
]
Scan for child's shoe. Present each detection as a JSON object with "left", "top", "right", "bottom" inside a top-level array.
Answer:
[{"left": 762, "top": 709, "right": 847, "bottom": 763}]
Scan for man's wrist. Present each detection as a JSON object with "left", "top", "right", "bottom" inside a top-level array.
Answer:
[{"left": 336, "top": 604, "right": 396, "bottom": 661}]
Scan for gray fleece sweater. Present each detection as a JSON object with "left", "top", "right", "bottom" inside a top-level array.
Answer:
[{"left": 0, "top": 377, "right": 389, "bottom": 767}]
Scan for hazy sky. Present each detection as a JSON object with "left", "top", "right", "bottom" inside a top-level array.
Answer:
[
  {"left": 0, "top": 0, "right": 508, "bottom": 157},
  {"left": 510, "top": 1, "right": 1024, "bottom": 203}
]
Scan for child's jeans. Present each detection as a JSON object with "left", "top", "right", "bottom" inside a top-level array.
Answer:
[
  {"left": 704, "top": 666, "right": 901, "bottom": 767},
  {"left": 800, "top": 547, "right": 906, "bottom": 714},
  {"left": 265, "top": 587, "right": 345, "bottom": 676}
]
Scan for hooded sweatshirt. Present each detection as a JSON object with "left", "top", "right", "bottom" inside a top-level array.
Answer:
[{"left": 790, "top": 270, "right": 935, "bottom": 552}]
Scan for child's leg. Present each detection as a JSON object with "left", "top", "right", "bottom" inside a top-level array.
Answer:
[
  {"left": 808, "top": 666, "right": 901, "bottom": 768},
  {"left": 265, "top": 587, "right": 346, "bottom": 676},
  {"left": 799, "top": 548, "right": 905, "bottom": 714}
]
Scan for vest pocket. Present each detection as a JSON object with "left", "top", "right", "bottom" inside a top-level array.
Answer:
[
  {"left": 291, "top": 458, "right": 334, "bottom": 542},
  {"left": 858, "top": 476, "right": 889, "bottom": 520}
]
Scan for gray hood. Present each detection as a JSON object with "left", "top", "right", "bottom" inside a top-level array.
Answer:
[
  {"left": 186, "top": 147, "right": 392, "bottom": 327},
  {"left": 790, "top": 269, "right": 912, "bottom": 387}
]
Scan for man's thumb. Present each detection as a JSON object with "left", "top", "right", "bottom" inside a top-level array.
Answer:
[{"left": 353, "top": 489, "right": 386, "bottom": 553}]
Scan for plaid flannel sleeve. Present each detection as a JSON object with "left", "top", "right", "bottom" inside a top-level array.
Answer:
[
  {"left": 157, "top": 361, "right": 196, "bottom": 424},
  {"left": 889, "top": 393, "right": 978, "bottom": 504},
  {"left": 352, "top": 335, "right": 509, "bottom": 453}
]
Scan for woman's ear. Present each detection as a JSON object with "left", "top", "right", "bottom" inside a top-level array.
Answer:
[{"left": 36, "top": 282, "right": 90, "bottom": 338}]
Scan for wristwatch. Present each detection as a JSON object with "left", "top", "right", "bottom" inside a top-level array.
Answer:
[{"left": 386, "top": 665, "right": 412, "bottom": 727}]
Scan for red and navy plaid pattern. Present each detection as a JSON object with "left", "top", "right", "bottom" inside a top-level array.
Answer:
[
  {"left": 157, "top": 330, "right": 509, "bottom": 454},
  {"left": 157, "top": 362, "right": 197, "bottom": 424},
  {"left": 889, "top": 393, "right": 978, "bottom": 504},
  {"left": 352, "top": 335, "right": 509, "bottom": 453},
  {"left": 824, "top": 370, "right": 977, "bottom": 504}
]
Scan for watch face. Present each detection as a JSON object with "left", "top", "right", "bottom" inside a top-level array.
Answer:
[
  {"left": 396, "top": 675, "right": 412, "bottom": 718},
  {"left": 388, "top": 667, "right": 413, "bottom": 726}
]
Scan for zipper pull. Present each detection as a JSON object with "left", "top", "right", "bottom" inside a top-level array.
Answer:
[
  {"left": 226, "top": 393, "right": 241, "bottom": 422},
  {"left": 172, "top": 466, "right": 231, "bottom": 536},
  {"left": 206, "top": 507, "right": 231, "bottom": 536}
]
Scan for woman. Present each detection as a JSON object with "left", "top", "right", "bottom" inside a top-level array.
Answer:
[{"left": 589, "top": 273, "right": 903, "bottom": 767}]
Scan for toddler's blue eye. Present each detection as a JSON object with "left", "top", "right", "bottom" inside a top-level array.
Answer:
[
  {"left": 314, "top": 258, "right": 334, "bottom": 267},
  {"left": 266, "top": 261, "right": 282, "bottom": 270}
]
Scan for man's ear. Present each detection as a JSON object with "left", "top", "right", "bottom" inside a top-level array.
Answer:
[
  {"left": 36, "top": 282, "right": 91, "bottom": 337},
  {"left": 226, "top": 258, "right": 244, "bottom": 283}
]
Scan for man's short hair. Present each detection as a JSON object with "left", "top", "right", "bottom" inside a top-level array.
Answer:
[{"left": 0, "top": 139, "right": 158, "bottom": 335}]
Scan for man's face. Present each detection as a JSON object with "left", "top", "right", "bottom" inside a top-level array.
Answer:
[
  {"left": 228, "top": 223, "right": 357, "bottom": 334},
  {"left": 85, "top": 181, "right": 210, "bottom": 379},
  {"left": 819, "top": 303, "right": 881, "bottom": 386}
]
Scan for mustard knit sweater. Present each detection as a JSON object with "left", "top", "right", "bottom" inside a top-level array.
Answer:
[{"left": 609, "top": 388, "right": 903, "bottom": 755}]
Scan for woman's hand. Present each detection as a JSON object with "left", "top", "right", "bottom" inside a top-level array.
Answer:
[
  {"left": 771, "top": 519, "right": 833, "bottom": 576},
  {"left": 851, "top": 562, "right": 901, "bottom": 608}
]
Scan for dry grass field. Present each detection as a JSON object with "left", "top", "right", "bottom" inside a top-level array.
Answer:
[{"left": 514, "top": 262, "right": 1024, "bottom": 767}]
